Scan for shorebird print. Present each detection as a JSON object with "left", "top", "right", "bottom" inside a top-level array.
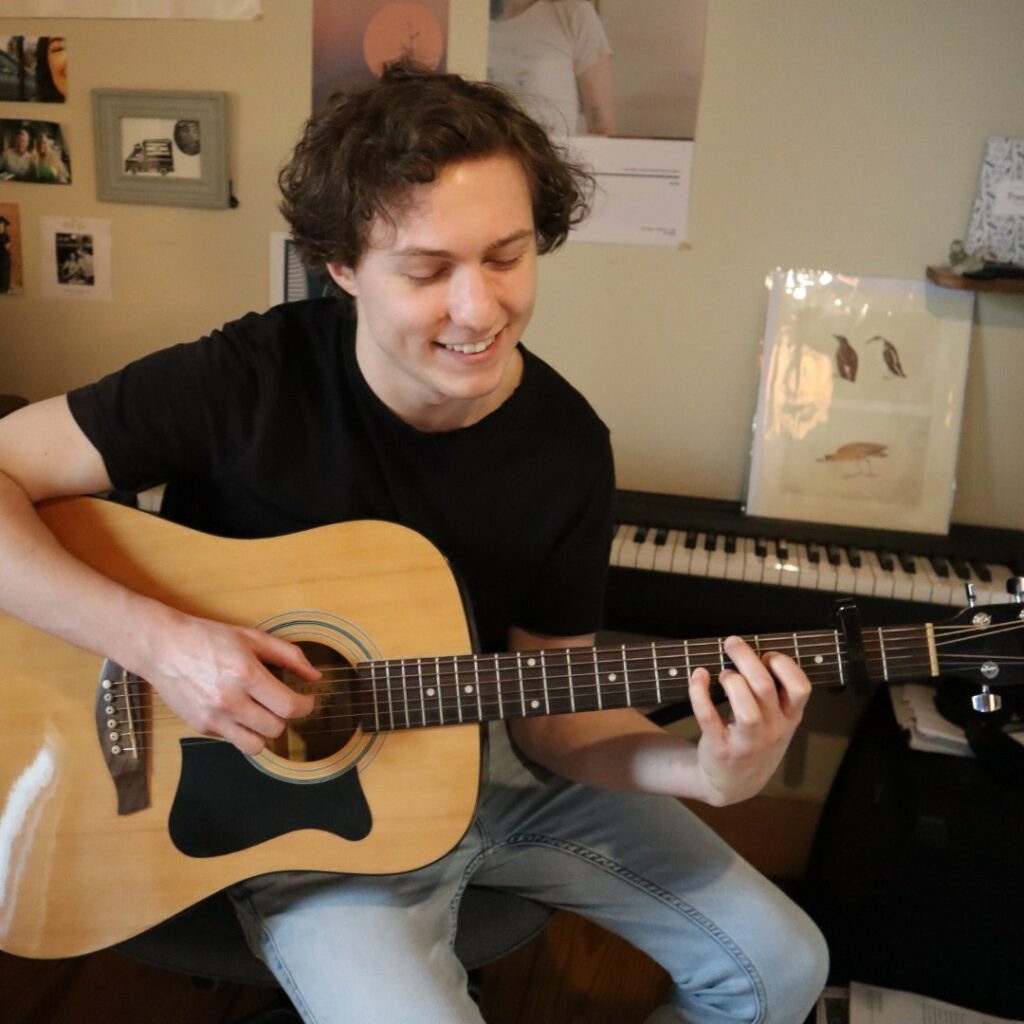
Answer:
[
  {"left": 867, "top": 335, "right": 907, "bottom": 377},
  {"left": 819, "top": 442, "right": 888, "bottom": 477},
  {"left": 833, "top": 334, "right": 859, "bottom": 382}
]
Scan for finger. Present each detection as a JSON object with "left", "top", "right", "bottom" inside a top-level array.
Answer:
[
  {"left": 723, "top": 636, "right": 779, "bottom": 706},
  {"left": 250, "top": 629, "right": 322, "bottom": 681},
  {"left": 716, "top": 668, "right": 765, "bottom": 730},
  {"left": 215, "top": 718, "right": 271, "bottom": 757},
  {"left": 762, "top": 651, "right": 812, "bottom": 720},
  {"left": 688, "top": 667, "right": 727, "bottom": 742},
  {"left": 248, "top": 664, "right": 316, "bottom": 720}
]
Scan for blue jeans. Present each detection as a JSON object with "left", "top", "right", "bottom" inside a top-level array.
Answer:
[{"left": 230, "top": 723, "right": 828, "bottom": 1023}]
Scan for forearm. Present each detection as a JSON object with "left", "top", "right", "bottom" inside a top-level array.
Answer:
[{"left": 0, "top": 470, "right": 175, "bottom": 672}]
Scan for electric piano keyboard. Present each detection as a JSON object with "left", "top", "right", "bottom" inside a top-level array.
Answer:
[{"left": 604, "top": 490, "right": 1024, "bottom": 641}]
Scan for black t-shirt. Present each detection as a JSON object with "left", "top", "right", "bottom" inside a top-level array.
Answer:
[{"left": 67, "top": 299, "right": 614, "bottom": 652}]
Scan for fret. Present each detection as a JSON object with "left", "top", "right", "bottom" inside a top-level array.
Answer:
[
  {"left": 370, "top": 661, "right": 382, "bottom": 732},
  {"left": 473, "top": 656, "right": 483, "bottom": 721},
  {"left": 516, "top": 651, "right": 527, "bottom": 716},
  {"left": 792, "top": 632, "right": 801, "bottom": 668},
  {"left": 474, "top": 654, "right": 499, "bottom": 722},
  {"left": 495, "top": 654, "right": 504, "bottom": 719},
  {"left": 833, "top": 634, "right": 845, "bottom": 688},
  {"left": 877, "top": 627, "right": 889, "bottom": 681},
  {"left": 421, "top": 657, "right": 442, "bottom": 727},
  {"left": 718, "top": 636, "right": 726, "bottom": 675},
  {"left": 621, "top": 644, "right": 632, "bottom": 706},
  {"left": 592, "top": 647, "right": 603, "bottom": 709},
  {"left": 566, "top": 649, "right": 575, "bottom": 713},
  {"left": 417, "top": 657, "right": 427, "bottom": 727},
  {"left": 652, "top": 643, "right": 662, "bottom": 704},
  {"left": 540, "top": 649, "right": 551, "bottom": 715},
  {"left": 452, "top": 657, "right": 463, "bottom": 723}
]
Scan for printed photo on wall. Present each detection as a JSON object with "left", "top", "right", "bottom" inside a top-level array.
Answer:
[
  {"left": 0, "top": 119, "right": 71, "bottom": 184},
  {"left": 1, "top": 35, "right": 68, "bottom": 103},
  {"left": 0, "top": 203, "right": 23, "bottom": 296},
  {"left": 312, "top": 0, "right": 450, "bottom": 111},
  {"left": 120, "top": 116, "right": 201, "bottom": 178},
  {"left": 40, "top": 217, "right": 112, "bottom": 302}
]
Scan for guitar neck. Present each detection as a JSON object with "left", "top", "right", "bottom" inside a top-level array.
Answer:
[{"left": 354, "top": 623, "right": 936, "bottom": 732}]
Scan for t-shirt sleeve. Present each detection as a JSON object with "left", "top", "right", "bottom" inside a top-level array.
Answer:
[
  {"left": 66, "top": 317, "right": 265, "bottom": 493},
  {"left": 515, "top": 428, "right": 615, "bottom": 639},
  {"left": 569, "top": 0, "right": 613, "bottom": 76}
]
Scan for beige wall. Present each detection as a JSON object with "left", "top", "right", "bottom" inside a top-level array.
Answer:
[{"left": 1, "top": 0, "right": 1023, "bottom": 534}]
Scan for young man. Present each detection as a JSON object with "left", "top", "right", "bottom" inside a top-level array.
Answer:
[{"left": 0, "top": 63, "right": 826, "bottom": 1022}]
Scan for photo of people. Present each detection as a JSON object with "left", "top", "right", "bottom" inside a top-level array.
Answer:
[
  {"left": 0, "top": 204, "right": 23, "bottom": 296},
  {"left": 55, "top": 233, "right": 95, "bottom": 287},
  {"left": 0, "top": 35, "right": 68, "bottom": 103},
  {"left": 487, "top": 0, "right": 706, "bottom": 141},
  {"left": 0, "top": 119, "right": 72, "bottom": 184}
]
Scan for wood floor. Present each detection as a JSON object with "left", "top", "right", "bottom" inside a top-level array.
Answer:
[{"left": 0, "top": 796, "right": 820, "bottom": 1023}]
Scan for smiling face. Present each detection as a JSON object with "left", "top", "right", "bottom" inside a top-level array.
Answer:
[{"left": 328, "top": 154, "right": 537, "bottom": 432}]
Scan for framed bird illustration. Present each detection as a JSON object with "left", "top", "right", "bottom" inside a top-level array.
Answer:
[{"left": 745, "top": 270, "right": 974, "bottom": 534}]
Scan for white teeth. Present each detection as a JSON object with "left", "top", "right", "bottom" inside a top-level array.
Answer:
[{"left": 444, "top": 338, "right": 494, "bottom": 355}]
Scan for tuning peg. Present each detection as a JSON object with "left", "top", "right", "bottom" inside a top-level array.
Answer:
[
  {"left": 965, "top": 582, "right": 977, "bottom": 607},
  {"left": 1008, "top": 577, "right": 1024, "bottom": 604},
  {"left": 972, "top": 684, "right": 1002, "bottom": 714}
]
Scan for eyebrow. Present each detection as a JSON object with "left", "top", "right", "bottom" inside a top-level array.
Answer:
[{"left": 391, "top": 228, "right": 535, "bottom": 260}]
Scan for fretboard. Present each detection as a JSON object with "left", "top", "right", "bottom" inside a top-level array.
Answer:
[{"left": 353, "top": 624, "right": 935, "bottom": 732}]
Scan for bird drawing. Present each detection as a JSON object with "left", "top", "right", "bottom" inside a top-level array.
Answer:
[
  {"left": 867, "top": 335, "right": 907, "bottom": 377},
  {"left": 818, "top": 442, "right": 888, "bottom": 478},
  {"left": 832, "top": 334, "right": 858, "bottom": 381}
]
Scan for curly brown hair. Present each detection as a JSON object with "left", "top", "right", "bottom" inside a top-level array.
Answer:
[{"left": 279, "top": 60, "right": 593, "bottom": 270}]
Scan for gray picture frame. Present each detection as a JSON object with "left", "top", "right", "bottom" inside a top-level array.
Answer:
[{"left": 92, "top": 89, "right": 229, "bottom": 209}]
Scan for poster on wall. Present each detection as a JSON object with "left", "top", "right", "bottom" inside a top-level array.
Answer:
[
  {"left": 1, "top": 36, "right": 68, "bottom": 103},
  {"left": 487, "top": 0, "right": 706, "bottom": 247},
  {"left": 40, "top": 217, "right": 112, "bottom": 302},
  {"left": 745, "top": 270, "right": 974, "bottom": 535},
  {"left": 312, "top": 0, "right": 450, "bottom": 111},
  {"left": 0, "top": 203, "right": 23, "bottom": 296},
  {"left": 0, "top": 118, "right": 71, "bottom": 184},
  {"left": 0, "top": 1, "right": 259, "bottom": 18}
]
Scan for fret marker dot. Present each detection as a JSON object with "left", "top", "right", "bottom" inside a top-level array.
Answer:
[
  {"left": 814, "top": 655, "right": 824, "bottom": 665},
  {"left": 426, "top": 687, "right": 436, "bottom": 697},
  {"left": 668, "top": 668, "right": 678, "bottom": 677},
  {"left": 527, "top": 658, "right": 537, "bottom": 668},
  {"left": 464, "top": 685, "right": 474, "bottom": 695},
  {"left": 607, "top": 673, "right": 617, "bottom": 682},
  {"left": 530, "top": 699, "right": 540, "bottom": 709}
]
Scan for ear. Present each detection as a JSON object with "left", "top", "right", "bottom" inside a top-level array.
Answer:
[{"left": 326, "top": 261, "right": 358, "bottom": 297}]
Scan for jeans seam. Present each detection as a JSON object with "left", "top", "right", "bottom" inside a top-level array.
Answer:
[
  {"left": 497, "top": 832, "right": 768, "bottom": 1024},
  {"left": 232, "top": 886, "right": 319, "bottom": 1024}
]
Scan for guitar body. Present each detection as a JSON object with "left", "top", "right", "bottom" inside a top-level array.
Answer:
[{"left": 0, "top": 497, "right": 481, "bottom": 958}]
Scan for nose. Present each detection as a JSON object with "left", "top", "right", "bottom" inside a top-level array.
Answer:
[{"left": 446, "top": 265, "right": 500, "bottom": 333}]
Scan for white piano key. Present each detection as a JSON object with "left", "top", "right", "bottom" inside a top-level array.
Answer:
[
  {"left": 850, "top": 554, "right": 878, "bottom": 597},
  {"left": 652, "top": 528, "right": 679, "bottom": 573},
  {"left": 610, "top": 523, "right": 632, "bottom": 566},
  {"left": 723, "top": 538, "right": 746, "bottom": 581},
  {"left": 815, "top": 555, "right": 840, "bottom": 592},
  {"left": 616, "top": 524, "right": 645, "bottom": 569},
  {"left": 671, "top": 535, "right": 694, "bottom": 575},
  {"left": 688, "top": 534, "right": 711, "bottom": 577},
  {"left": 707, "top": 539, "right": 730, "bottom": 581},
  {"left": 635, "top": 530, "right": 660, "bottom": 571},
  {"left": 906, "top": 556, "right": 937, "bottom": 604},
  {"left": 741, "top": 537, "right": 764, "bottom": 584},
  {"left": 793, "top": 543, "right": 819, "bottom": 590},
  {"left": 865, "top": 551, "right": 895, "bottom": 600}
]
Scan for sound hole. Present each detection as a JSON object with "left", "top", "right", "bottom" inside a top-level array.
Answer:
[{"left": 268, "top": 641, "right": 361, "bottom": 762}]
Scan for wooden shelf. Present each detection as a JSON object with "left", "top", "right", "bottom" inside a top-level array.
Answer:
[{"left": 927, "top": 265, "right": 1024, "bottom": 293}]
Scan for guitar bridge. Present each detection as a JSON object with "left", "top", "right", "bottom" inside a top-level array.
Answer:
[{"left": 95, "top": 659, "right": 150, "bottom": 814}]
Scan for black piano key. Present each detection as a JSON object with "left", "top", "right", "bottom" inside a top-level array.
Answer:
[
  {"left": 928, "top": 555, "right": 950, "bottom": 578},
  {"left": 805, "top": 541, "right": 821, "bottom": 564},
  {"left": 754, "top": 537, "right": 768, "bottom": 558},
  {"left": 826, "top": 544, "right": 842, "bottom": 567},
  {"left": 653, "top": 527, "right": 668, "bottom": 546},
  {"left": 724, "top": 534, "right": 737, "bottom": 554},
  {"left": 633, "top": 526, "right": 648, "bottom": 544},
  {"left": 775, "top": 539, "right": 789, "bottom": 561},
  {"left": 684, "top": 529, "right": 699, "bottom": 550},
  {"left": 877, "top": 549, "right": 895, "bottom": 572},
  {"left": 970, "top": 560, "right": 993, "bottom": 583},
  {"left": 950, "top": 556, "right": 972, "bottom": 581},
  {"left": 704, "top": 532, "right": 718, "bottom": 552},
  {"left": 898, "top": 552, "right": 917, "bottom": 574},
  {"left": 847, "top": 546, "right": 862, "bottom": 569}
]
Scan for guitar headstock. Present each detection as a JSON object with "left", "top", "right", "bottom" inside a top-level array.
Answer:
[{"left": 938, "top": 601, "right": 1024, "bottom": 694}]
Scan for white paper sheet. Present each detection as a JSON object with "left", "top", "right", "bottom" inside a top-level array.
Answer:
[
  {"left": 40, "top": 216, "right": 112, "bottom": 302},
  {"left": 568, "top": 136, "right": 692, "bottom": 247},
  {"left": 0, "top": 1, "right": 259, "bottom": 18}
]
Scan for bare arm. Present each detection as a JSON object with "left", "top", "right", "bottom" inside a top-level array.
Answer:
[
  {"left": 0, "top": 396, "right": 316, "bottom": 754},
  {"left": 507, "top": 628, "right": 810, "bottom": 806},
  {"left": 577, "top": 53, "right": 616, "bottom": 136}
]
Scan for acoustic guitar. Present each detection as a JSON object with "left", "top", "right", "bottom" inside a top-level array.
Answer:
[{"left": 0, "top": 496, "right": 1020, "bottom": 958}]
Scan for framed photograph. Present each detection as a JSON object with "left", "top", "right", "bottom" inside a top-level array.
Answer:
[
  {"left": 92, "top": 89, "right": 229, "bottom": 209},
  {"left": 744, "top": 270, "right": 974, "bottom": 535}
]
